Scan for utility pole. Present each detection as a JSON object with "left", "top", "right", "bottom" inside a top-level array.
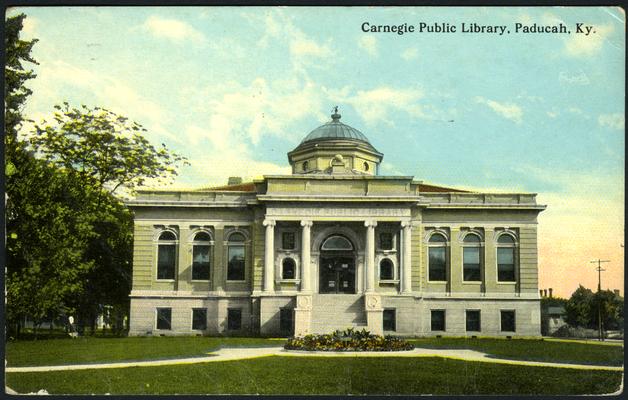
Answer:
[{"left": 590, "top": 259, "right": 610, "bottom": 341}]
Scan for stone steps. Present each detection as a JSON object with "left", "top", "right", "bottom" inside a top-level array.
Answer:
[{"left": 310, "top": 294, "right": 367, "bottom": 333}]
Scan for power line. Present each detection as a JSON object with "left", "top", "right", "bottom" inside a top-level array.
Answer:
[{"left": 589, "top": 259, "right": 610, "bottom": 341}]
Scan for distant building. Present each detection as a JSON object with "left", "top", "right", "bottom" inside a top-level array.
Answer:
[{"left": 126, "top": 110, "right": 546, "bottom": 337}]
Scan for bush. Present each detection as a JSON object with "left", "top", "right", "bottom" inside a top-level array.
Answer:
[
  {"left": 552, "top": 325, "right": 600, "bottom": 338},
  {"left": 284, "top": 328, "right": 415, "bottom": 351}
]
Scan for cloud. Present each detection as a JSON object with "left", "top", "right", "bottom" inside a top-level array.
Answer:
[
  {"left": 21, "top": 16, "right": 38, "bottom": 37},
  {"left": 401, "top": 47, "right": 419, "bottom": 61},
  {"left": 141, "top": 16, "right": 206, "bottom": 43},
  {"left": 564, "top": 23, "right": 614, "bottom": 57},
  {"left": 598, "top": 113, "right": 624, "bottom": 130},
  {"left": 358, "top": 36, "right": 378, "bottom": 57},
  {"left": 474, "top": 96, "right": 523, "bottom": 124},
  {"left": 558, "top": 71, "right": 591, "bottom": 85}
]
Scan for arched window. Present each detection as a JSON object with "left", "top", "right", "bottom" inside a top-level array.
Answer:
[
  {"left": 428, "top": 233, "right": 447, "bottom": 281},
  {"left": 302, "top": 161, "right": 309, "bottom": 171},
  {"left": 227, "top": 232, "right": 246, "bottom": 281},
  {"left": 282, "top": 258, "right": 296, "bottom": 280},
  {"left": 497, "top": 233, "right": 516, "bottom": 282},
  {"left": 157, "top": 231, "right": 177, "bottom": 280},
  {"left": 363, "top": 161, "right": 370, "bottom": 171},
  {"left": 321, "top": 235, "right": 353, "bottom": 251},
  {"left": 192, "top": 231, "right": 211, "bottom": 280},
  {"left": 379, "top": 258, "right": 394, "bottom": 280},
  {"left": 463, "top": 233, "right": 482, "bottom": 282}
]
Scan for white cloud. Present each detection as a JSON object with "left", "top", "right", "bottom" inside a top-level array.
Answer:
[
  {"left": 564, "top": 23, "right": 614, "bottom": 57},
  {"left": 474, "top": 96, "right": 523, "bottom": 124},
  {"left": 358, "top": 36, "right": 378, "bottom": 57},
  {"left": 21, "top": 16, "right": 38, "bottom": 37},
  {"left": 598, "top": 113, "right": 624, "bottom": 130},
  {"left": 401, "top": 47, "right": 419, "bottom": 61},
  {"left": 546, "top": 111, "right": 558, "bottom": 118},
  {"left": 291, "top": 37, "right": 332, "bottom": 59},
  {"left": 331, "top": 86, "right": 426, "bottom": 125},
  {"left": 141, "top": 16, "right": 206, "bottom": 43},
  {"left": 558, "top": 71, "right": 591, "bottom": 85}
]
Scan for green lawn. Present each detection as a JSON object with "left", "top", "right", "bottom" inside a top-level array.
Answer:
[
  {"left": 408, "top": 337, "right": 624, "bottom": 366},
  {"left": 5, "top": 357, "right": 622, "bottom": 395},
  {"left": 5, "top": 336, "right": 283, "bottom": 367}
]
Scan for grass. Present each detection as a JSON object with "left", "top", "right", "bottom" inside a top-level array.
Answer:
[
  {"left": 5, "top": 336, "right": 283, "bottom": 367},
  {"left": 5, "top": 356, "right": 622, "bottom": 395},
  {"left": 408, "top": 337, "right": 624, "bottom": 366}
]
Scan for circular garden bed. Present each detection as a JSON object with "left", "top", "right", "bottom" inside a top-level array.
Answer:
[{"left": 284, "top": 328, "right": 415, "bottom": 351}]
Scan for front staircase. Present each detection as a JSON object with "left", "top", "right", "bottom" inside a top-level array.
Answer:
[{"left": 310, "top": 294, "right": 367, "bottom": 333}]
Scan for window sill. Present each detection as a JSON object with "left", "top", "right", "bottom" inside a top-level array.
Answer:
[
  {"left": 276, "top": 279, "right": 301, "bottom": 284},
  {"left": 226, "top": 280, "right": 247, "bottom": 283},
  {"left": 379, "top": 279, "right": 399, "bottom": 284},
  {"left": 427, "top": 280, "right": 448, "bottom": 284},
  {"left": 496, "top": 281, "right": 517, "bottom": 285},
  {"left": 462, "top": 281, "right": 482, "bottom": 284},
  {"left": 155, "top": 279, "right": 176, "bottom": 282},
  {"left": 191, "top": 280, "right": 211, "bottom": 283}
]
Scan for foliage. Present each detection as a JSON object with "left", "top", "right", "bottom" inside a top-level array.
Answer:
[
  {"left": 5, "top": 357, "right": 622, "bottom": 395},
  {"left": 285, "top": 328, "right": 414, "bottom": 351},
  {"left": 564, "top": 285, "right": 623, "bottom": 331},
  {"left": 29, "top": 103, "right": 188, "bottom": 195}
]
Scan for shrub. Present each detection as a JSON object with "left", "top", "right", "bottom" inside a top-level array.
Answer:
[{"left": 284, "top": 328, "right": 414, "bottom": 351}]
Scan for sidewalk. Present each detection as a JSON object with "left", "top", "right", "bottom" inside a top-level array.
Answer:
[{"left": 5, "top": 346, "right": 623, "bottom": 373}]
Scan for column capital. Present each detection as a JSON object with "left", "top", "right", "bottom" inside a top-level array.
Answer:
[
  {"left": 401, "top": 219, "right": 413, "bottom": 229},
  {"left": 263, "top": 219, "right": 276, "bottom": 227},
  {"left": 364, "top": 220, "right": 378, "bottom": 228},
  {"left": 300, "top": 220, "right": 313, "bottom": 228}
]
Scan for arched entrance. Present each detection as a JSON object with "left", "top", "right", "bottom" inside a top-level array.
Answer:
[{"left": 319, "top": 235, "right": 356, "bottom": 294}]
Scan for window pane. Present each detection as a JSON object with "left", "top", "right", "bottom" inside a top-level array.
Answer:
[
  {"left": 192, "top": 245, "right": 210, "bottom": 280},
  {"left": 431, "top": 310, "right": 446, "bottom": 331},
  {"left": 194, "top": 232, "right": 211, "bottom": 241},
  {"left": 159, "top": 231, "right": 176, "bottom": 241},
  {"left": 157, "top": 244, "right": 176, "bottom": 279},
  {"left": 463, "top": 234, "right": 481, "bottom": 243},
  {"left": 383, "top": 309, "right": 396, "bottom": 331},
  {"left": 497, "top": 248, "right": 515, "bottom": 281},
  {"left": 282, "top": 232, "right": 296, "bottom": 250},
  {"left": 429, "top": 233, "right": 447, "bottom": 243},
  {"left": 463, "top": 247, "right": 481, "bottom": 281},
  {"left": 379, "top": 232, "right": 393, "bottom": 250},
  {"left": 227, "top": 309, "right": 242, "bottom": 330},
  {"left": 229, "top": 232, "right": 245, "bottom": 242},
  {"left": 192, "top": 309, "right": 207, "bottom": 330},
  {"left": 282, "top": 258, "right": 296, "bottom": 279},
  {"left": 429, "top": 247, "right": 446, "bottom": 281},
  {"left": 321, "top": 236, "right": 353, "bottom": 251},
  {"left": 501, "top": 311, "right": 516, "bottom": 332},
  {"left": 227, "top": 246, "right": 245, "bottom": 280},
  {"left": 466, "top": 310, "right": 481, "bottom": 332},
  {"left": 497, "top": 234, "right": 515, "bottom": 244},
  {"left": 156, "top": 308, "right": 171, "bottom": 330},
  {"left": 380, "top": 259, "right": 394, "bottom": 280}
]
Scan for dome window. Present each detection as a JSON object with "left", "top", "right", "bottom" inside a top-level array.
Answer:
[
  {"left": 302, "top": 161, "right": 309, "bottom": 171},
  {"left": 363, "top": 162, "right": 369, "bottom": 171}
]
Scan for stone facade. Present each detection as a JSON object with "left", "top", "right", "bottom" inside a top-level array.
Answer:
[{"left": 127, "top": 112, "right": 545, "bottom": 337}]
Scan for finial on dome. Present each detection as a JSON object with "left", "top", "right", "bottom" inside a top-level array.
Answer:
[{"left": 331, "top": 106, "right": 341, "bottom": 121}]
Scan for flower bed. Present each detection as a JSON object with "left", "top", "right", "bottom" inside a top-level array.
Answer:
[{"left": 284, "top": 328, "right": 415, "bottom": 352}]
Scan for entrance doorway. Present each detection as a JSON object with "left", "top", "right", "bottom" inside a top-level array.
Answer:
[{"left": 319, "top": 235, "right": 356, "bottom": 294}]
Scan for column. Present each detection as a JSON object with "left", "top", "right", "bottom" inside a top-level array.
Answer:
[
  {"left": 263, "top": 219, "right": 275, "bottom": 293},
  {"left": 300, "top": 220, "right": 313, "bottom": 293},
  {"left": 364, "top": 220, "right": 377, "bottom": 293},
  {"left": 401, "top": 220, "right": 412, "bottom": 294}
]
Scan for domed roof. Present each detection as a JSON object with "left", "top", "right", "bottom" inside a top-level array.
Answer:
[{"left": 300, "top": 110, "right": 372, "bottom": 146}]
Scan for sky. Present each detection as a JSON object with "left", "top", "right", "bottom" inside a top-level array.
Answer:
[{"left": 8, "top": 6, "right": 625, "bottom": 298}]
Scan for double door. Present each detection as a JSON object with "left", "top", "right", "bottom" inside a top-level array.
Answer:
[{"left": 319, "top": 255, "right": 355, "bottom": 294}]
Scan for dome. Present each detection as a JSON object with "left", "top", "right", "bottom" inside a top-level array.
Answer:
[{"left": 300, "top": 111, "right": 373, "bottom": 147}]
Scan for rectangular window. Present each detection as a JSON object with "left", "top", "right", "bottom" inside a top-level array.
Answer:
[
  {"left": 156, "top": 308, "right": 171, "bottom": 330},
  {"left": 157, "top": 245, "right": 176, "bottom": 280},
  {"left": 497, "top": 248, "right": 516, "bottom": 282},
  {"left": 379, "top": 232, "right": 393, "bottom": 250},
  {"left": 282, "top": 232, "right": 296, "bottom": 250},
  {"left": 501, "top": 310, "right": 516, "bottom": 332},
  {"left": 227, "top": 308, "right": 242, "bottom": 331},
  {"left": 192, "top": 308, "right": 207, "bottom": 330},
  {"left": 429, "top": 247, "right": 447, "bottom": 281},
  {"left": 463, "top": 247, "right": 481, "bottom": 281},
  {"left": 192, "top": 245, "right": 211, "bottom": 280},
  {"left": 383, "top": 309, "right": 396, "bottom": 331},
  {"left": 431, "top": 310, "right": 446, "bottom": 331},
  {"left": 466, "top": 310, "right": 481, "bottom": 332},
  {"left": 279, "top": 308, "right": 294, "bottom": 337},
  {"left": 227, "top": 246, "right": 245, "bottom": 281}
]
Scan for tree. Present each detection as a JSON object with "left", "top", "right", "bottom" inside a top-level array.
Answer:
[
  {"left": 565, "top": 285, "right": 595, "bottom": 328},
  {"left": 29, "top": 104, "right": 188, "bottom": 196}
]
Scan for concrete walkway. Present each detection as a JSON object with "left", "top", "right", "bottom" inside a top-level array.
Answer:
[{"left": 6, "top": 346, "right": 623, "bottom": 373}]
